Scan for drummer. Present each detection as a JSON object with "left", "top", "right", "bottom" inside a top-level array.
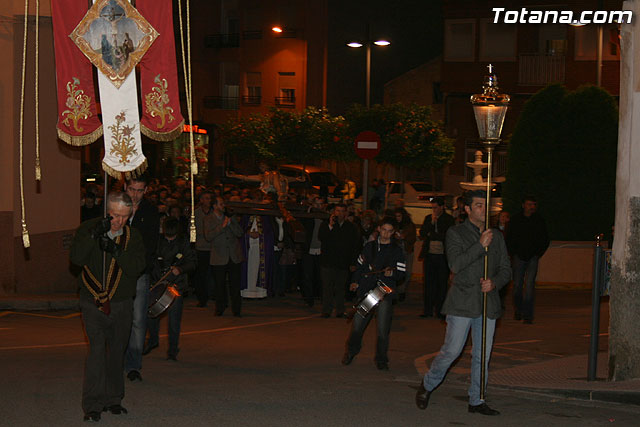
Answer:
[
  {"left": 341, "top": 216, "right": 406, "bottom": 371},
  {"left": 143, "top": 216, "right": 196, "bottom": 361}
]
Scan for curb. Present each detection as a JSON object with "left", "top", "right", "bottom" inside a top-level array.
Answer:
[{"left": 494, "top": 384, "right": 640, "bottom": 406}]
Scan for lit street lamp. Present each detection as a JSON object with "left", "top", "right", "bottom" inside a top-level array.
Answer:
[
  {"left": 347, "top": 33, "right": 390, "bottom": 209},
  {"left": 470, "top": 64, "right": 509, "bottom": 400}
]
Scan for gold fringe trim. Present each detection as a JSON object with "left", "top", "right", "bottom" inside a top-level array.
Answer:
[
  {"left": 189, "top": 215, "right": 196, "bottom": 243},
  {"left": 140, "top": 119, "right": 185, "bottom": 142},
  {"left": 102, "top": 158, "right": 148, "bottom": 181},
  {"left": 57, "top": 125, "right": 103, "bottom": 146}
]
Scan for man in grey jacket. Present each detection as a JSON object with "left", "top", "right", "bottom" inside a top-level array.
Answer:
[
  {"left": 204, "top": 196, "right": 244, "bottom": 316},
  {"left": 415, "top": 190, "right": 511, "bottom": 416}
]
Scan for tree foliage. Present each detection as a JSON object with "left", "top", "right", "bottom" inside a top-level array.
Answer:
[{"left": 503, "top": 84, "right": 618, "bottom": 240}]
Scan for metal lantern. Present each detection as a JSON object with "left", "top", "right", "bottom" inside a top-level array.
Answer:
[{"left": 470, "top": 64, "right": 510, "bottom": 144}]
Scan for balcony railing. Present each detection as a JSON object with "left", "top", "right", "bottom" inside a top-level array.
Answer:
[
  {"left": 275, "top": 97, "right": 296, "bottom": 107},
  {"left": 203, "top": 96, "right": 239, "bottom": 110},
  {"left": 242, "top": 30, "right": 263, "bottom": 40},
  {"left": 518, "top": 54, "right": 565, "bottom": 86},
  {"left": 204, "top": 33, "right": 240, "bottom": 48},
  {"left": 242, "top": 96, "right": 262, "bottom": 105}
]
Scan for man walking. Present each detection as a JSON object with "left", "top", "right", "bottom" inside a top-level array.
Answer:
[
  {"left": 415, "top": 190, "right": 511, "bottom": 416},
  {"left": 71, "top": 192, "right": 146, "bottom": 422},
  {"left": 506, "top": 195, "right": 549, "bottom": 324},
  {"left": 194, "top": 191, "right": 214, "bottom": 307},
  {"left": 419, "top": 197, "right": 454, "bottom": 318},
  {"left": 123, "top": 175, "right": 160, "bottom": 382},
  {"left": 342, "top": 217, "right": 405, "bottom": 370}
]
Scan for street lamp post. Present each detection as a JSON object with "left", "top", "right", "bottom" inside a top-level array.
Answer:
[
  {"left": 347, "top": 35, "right": 389, "bottom": 210},
  {"left": 470, "top": 64, "right": 509, "bottom": 400}
]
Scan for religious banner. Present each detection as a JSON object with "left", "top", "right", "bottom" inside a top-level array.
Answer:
[
  {"left": 137, "top": 0, "right": 185, "bottom": 141},
  {"left": 52, "top": 0, "right": 102, "bottom": 146},
  {"left": 70, "top": 0, "right": 158, "bottom": 178}
]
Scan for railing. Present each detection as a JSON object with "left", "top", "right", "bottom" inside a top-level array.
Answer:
[
  {"left": 242, "top": 30, "right": 263, "bottom": 40},
  {"left": 518, "top": 54, "right": 565, "bottom": 86},
  {"left": 204, "top": 33, "right": 240, "bottom": 48},
  {"left": 275, "top": 97, "right": 296, "bottom": 107},
  {"left": 242, "top": 96, "right": 262, "bottom": 105},
  {"left": 203, "top": 96, "right": 239, "bottom": 110}
]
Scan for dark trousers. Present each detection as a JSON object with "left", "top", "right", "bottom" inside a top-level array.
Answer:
[
  {"left": 423, "top": 254, "right": 449, "bottom": 317},
  {"left": 212, "top": 261, "right": 242, "bottom": 315},
  {"left": 303, "top": 254, "right": 322, "bottom": 303},
  {"left": 512, "top": 255, "right": 539, "bottom": 320},
  {"left": 195, "top": 250, "right": 212, "bottom": 305},
  {"left": 274, "top": 251, "right": 294, "bottom": 296},
  {"left": 321, "top": 267, "right": 348, "bottom": 315},
  {"left": 146, "top": 295, "right": 184, "bottom": 358},
  {"left": 346, "top": 297, "right": 393, "bottom": 363},
  {"left": 80, "top": 298, "right": 133, "bottom": 413}
]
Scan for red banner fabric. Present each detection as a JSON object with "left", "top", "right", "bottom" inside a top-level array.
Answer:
[
  {"left": 137, "top": 0, "right": 185, "bottom": 141},
  {"left": 51, "top": 0, "right": 103, "bottom": 146}
]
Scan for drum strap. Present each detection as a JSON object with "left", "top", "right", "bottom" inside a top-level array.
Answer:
[{"left": 81, "top": 226, "right": 131, "bottom": 315}]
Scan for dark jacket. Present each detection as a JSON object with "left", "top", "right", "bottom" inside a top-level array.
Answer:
[
  {"left": 129, "top": 198, "right": 160, "bottom": 274},
  {"left": 352, "top": 239, "right": 406, "bottom": 298},
  {"left": 442, "top": 220, "right": 512, "bottom": 319},
  {"left": 419, "top": 212, "right": 455, "bottom": 258},
  {"left": 71, "top": 217, "right": 146, "bottom": 302},
  {"left": 506, "top": 212, "right": 549, "bottom": 260},
  {"left": 151, "top": 234, "right": 196, "bottom": 293},
  {"left": 318, "top": 219, "right": 360, "bottom": 270}
]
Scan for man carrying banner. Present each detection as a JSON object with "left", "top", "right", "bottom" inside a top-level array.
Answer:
[{"left": 70, "top": 192, "right": 145, "bottom": 422}]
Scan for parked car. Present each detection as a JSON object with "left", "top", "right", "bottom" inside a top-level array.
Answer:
[{"left": 385, "top": 181, "right": 451, "bottom": 206}]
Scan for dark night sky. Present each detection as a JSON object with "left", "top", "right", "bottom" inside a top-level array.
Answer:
[{"left": 326, "top": 0, "right": 444, "bottom": 114}]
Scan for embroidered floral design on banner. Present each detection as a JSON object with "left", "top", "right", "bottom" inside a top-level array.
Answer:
[
  {"left": 144, "top": 74, "right": 175, "bottom": 129},
  {"left": 70, "top": 0, "right": 158, "bottom": 89},
  {"left": 108, "top": 111, "right": 138, "bottom": 165},
  {"left": 61, "top": 77, "right": 93, "bottom": 132}
]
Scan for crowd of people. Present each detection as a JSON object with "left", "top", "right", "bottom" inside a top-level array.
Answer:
[{"left": 74, "top": 174, "right": 548, "bottom": 421}]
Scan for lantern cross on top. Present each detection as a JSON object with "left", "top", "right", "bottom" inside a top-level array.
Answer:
[{"left": 487, "top": 63, "right": 493, "bottom": 74}]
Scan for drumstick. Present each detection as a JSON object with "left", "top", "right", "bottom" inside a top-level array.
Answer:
[{"left": 150, "top": 254, "right": 183, "bottom": 291}]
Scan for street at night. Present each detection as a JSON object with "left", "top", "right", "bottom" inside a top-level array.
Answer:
[{"left": 1, "top": 288, "right": 638, "bottom": 426}]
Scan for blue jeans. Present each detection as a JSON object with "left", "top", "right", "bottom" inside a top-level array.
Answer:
[
  {"left": 347, "top": 296, "right": 393, "bottom": 363},
  {"left": 422, "top": 315, "right": 496, "bottom": 406},
  {"left": 146, "top": 295, "right": 184, "bottom": 358},
  {"left": 125, "top": 274, "right": 149, "bottom": 373},
  {"left": 512, "top": 255, "right": 539, "bottom": 320}
]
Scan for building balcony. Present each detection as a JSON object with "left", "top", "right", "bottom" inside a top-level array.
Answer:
[
  {"left": 275, "top": 97, "right": 296, "bottom": 107},
  {"left": 518, "top": 54, "right": 565, "bottom": 86},
  {"left": 242, "top": 96, "right": 262, "bottom": 105},
  {"left": 204, "top": 33, "right": 240, "bottom": 48},
  {"left": 203, "top": 96, "right": 239, "bottom": 110}
]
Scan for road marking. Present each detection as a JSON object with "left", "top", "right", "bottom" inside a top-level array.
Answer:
[
  {"left": 0, "top": 311, "right": 81, "bottom": 319},
  {"left": 0, "top": 315, "right": 316, "bottom": 351}
]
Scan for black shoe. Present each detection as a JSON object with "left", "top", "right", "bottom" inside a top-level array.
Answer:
[
  {"left": 83, "top": 411, "right": 101, "bottom": 422},
  {"left": 415, "top": 382, "right": 431, "bottom": 410},
  {"left": 196, "top": 302, "right": 207, "bottom": 308},
  {"left": 215, "top": 310, "right": 224, "bottom": 316},
  {"left": 103, "top": 404, "right": 128, "bottom": 415},
  {"left": 468, "top": 403, "right": 500, "bottom": 416},
  {"left": 419, "top": 314, "right": 433, "bottom": 318},
  {"left": 321, "top": 313, "right": 330, "bottom": 318},
  {"left": 142, "top": 343, "right": 158, "bottom": 356},
  {"left": 376, "top": 361, "right": 389, "bottom": 371},
  {"left": 514, "top": 312, "right": 522, "bottom": 321},
  {"left": 167, "top": 354, "right": 178, "bottom": 361},
  {"left": 336, "top": 312, "right": 344, "bottom": 318},
  {"left": 233, "top": 312, "right": 242, "bottom": 317},
  {"left": 126, "top": 370, "right": 142, "bottom": 382},
  {"left": 341, "top": 352, "right": 355, "bottom": 365},
  {"left": 523, "top": 318, "right": 533, "bottom": 324}
]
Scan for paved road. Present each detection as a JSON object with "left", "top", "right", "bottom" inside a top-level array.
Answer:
[{"left": 1, "top": 289, "right": 637, "bottom": 426}]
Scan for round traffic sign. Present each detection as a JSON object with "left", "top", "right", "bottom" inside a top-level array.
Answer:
[{"left": 354, "top": 131, "right": 381, "bottom": 160}]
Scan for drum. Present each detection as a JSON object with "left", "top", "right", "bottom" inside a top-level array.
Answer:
[
  {"left": 148, "top": 281, "right": 180, "bottom": 318},
  {"left": 355, "top": 281, "right": 393, "bottom": 318}
]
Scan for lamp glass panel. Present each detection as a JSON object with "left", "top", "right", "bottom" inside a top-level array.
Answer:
[{"left": 472, "top": 105, "right": 508, "bottom": 140}]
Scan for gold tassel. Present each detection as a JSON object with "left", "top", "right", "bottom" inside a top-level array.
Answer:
[
  {"left": 35, "top": 158, "right": 41, "bottom": 181},
  {"left": 189, "top": 215, "right": 196, "bottom": 243},
  {"left": 191, "top": 161, "right": 198, "bottom": 175},
  {"left": 21, "top": 220, "right": 30, "bottom": 248}
]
